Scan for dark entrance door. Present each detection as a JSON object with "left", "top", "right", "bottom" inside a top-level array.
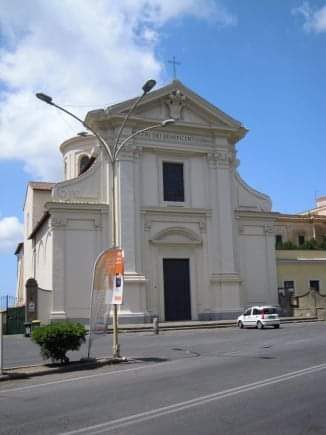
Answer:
[{"left": 163, "top": 258, "right": 191, "bottom": 321}]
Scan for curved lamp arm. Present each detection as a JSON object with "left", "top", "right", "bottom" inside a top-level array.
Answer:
[
  {"left": 114, "top": 119, "right": 175, "bottom": 160},
  {"left": 112, "top": 79, "right": 156, "bottom": 158},
  {"left": 112, "top": 93, "right": 144, "bottom": 158},
  {"left": 36, "top": 93, "right": 113, "bottom": 162}
]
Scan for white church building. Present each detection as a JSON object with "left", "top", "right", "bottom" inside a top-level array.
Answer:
[{"left": 16, "top": 80, "right": 278, "bottom": 324}]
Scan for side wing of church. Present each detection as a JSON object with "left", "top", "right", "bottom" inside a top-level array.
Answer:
[{"left": 17, "top": 80, "right": 278, "bottom": 324}]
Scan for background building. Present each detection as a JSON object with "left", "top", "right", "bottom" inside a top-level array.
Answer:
[{"left": 275, "top": 198, "right": 326, "bottom": 318}]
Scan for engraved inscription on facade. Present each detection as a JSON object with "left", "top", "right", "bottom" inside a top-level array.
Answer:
[{"left": 138, "top": 131, "right": 193, "bottom": 143}]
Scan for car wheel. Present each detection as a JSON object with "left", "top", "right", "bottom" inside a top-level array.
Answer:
[
  {"left": 238, "top": 321, "right": 244, "bottom": 329},
  {"left": 257, "top": 321, "right": 264, "bottom": 329},
  {"left": 274, "top": 324, "right": 280, "bottom": 329}
]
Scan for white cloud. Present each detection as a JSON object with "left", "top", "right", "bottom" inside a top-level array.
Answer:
[
  {"left": 0, "top": 217, "right": 24, "bottom": 253},
  {"left": 0, "top": 0, "right": 236, "bottom": 181},
  {"left": 293, "top": 2, "right": 326, "bottom": 33}
]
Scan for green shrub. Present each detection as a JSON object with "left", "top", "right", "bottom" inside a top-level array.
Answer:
[
  {"left": 279, "top": 241, "right": 297, "bottom": 250},
  {"left": 276, "top": 238, "right": 326, "bottom": 251},
  {"left": 32, "top": 322, "right": 87, "bottom": 364},
  {"left": 301, "top": 239, "right": 319, "bottom": 250},
  {"left": 319, "top": 240, "right": 326, "bottom": 250}
]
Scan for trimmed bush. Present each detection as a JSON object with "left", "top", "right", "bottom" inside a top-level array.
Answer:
[
  {"left": 32, "top": 322, "right": 87, "bottom": 364},
  {"left": 276, "top": 238, "right": 326, "bottom": 251},
  {"left": 278, "top": 241, "right": 297, "bottom": 250}
]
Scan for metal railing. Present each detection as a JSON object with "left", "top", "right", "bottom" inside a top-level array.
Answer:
[{"left": 0, "top": 295, "right": 24, "bottom": 311}]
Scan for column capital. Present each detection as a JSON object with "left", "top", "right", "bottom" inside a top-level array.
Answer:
[{"left": 207, "top": 150, "right": 230, "bottom": 169}]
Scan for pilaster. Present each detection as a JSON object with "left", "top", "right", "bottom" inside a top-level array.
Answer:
[
  {"left": 49, "top": 216, "right": 67, "bottom": 320},
  {"left": 215, "top": 152, "right": 237, "bottom": 274},
  {"left": 119, "top": 147, "right": 138, "bottom": 273},
  {"left": 264, "top": 224, "right": 278, "bottom": 305},
  {"left": 207, "top": 150, "right": 237, "bottom": 274}
]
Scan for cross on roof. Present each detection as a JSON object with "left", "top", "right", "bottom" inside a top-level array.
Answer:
[{"left": 168, "top": 56, "right": 181, "bottom": 80}]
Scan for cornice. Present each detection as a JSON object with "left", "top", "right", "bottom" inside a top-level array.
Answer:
[
  {"left": 86, "top": 114, "right": 244, "bottom": 140},
  {"left": 45, "top": 201, "right": 108, "bottom": 212},
  {"left": 235, "top": 210, "right": 280, "bottom": 220},
  {"left": 141, "top": 207, "right": 211, "bottom": 217},
  {"left": 59, "top": 134, "right": 96, "bottom": 154}
]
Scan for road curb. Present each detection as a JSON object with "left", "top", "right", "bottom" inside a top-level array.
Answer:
[{"left": 0, "top": 357, "right": 128, "bottom": 382}]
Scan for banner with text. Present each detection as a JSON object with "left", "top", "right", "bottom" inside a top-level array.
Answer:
[{"left": 89, "top": 248, "right": 125, "bottom": 335}]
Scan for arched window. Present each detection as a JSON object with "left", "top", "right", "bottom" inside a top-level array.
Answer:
[{"left": 79, "top": 154, "right": 90, "bottom": 175}]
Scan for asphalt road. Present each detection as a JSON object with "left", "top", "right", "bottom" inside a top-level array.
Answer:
[{"left": 1, "top": 322, "right": 326, "bottom": 434}]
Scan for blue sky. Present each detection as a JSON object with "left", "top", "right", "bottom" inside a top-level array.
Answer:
[{"left": 0, "top": 0, "right": 325, "bottom": 297}]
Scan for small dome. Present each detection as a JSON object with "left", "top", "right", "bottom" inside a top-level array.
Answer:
[{"left": 59, "top": 135, "right": 97, "bottom": 180}]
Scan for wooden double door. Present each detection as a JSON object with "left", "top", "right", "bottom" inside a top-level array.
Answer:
[{"left": 163, "top": 258, "right": 191, "bottom": 321}]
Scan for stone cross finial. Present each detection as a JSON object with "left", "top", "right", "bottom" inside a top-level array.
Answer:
[{"left": 167, "top": 56, "right": 181, "bottom": 80}]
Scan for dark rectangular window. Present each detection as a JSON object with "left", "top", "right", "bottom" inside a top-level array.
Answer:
[
  {"left": 298, "top": 235, "right": 305, "bottom": 246},
  {"left": 262, "top": 307, "right": 278, "bottom": 315},
  {"left": 163, "top": 162, "right": 184, "bottom": 202},
  {"left": 310, "top": 280, "right": 320, "bottom": 292},
  {"left": 275, "top": 235, "right": 282, "bottom": 248},
  {"left": 284, "top": 280, "right": 295, "bottom": 290}
]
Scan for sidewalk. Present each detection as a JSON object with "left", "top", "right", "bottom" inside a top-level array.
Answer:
[
  {"left": 0, "top": 357, "right": 128, "bottom": 383},
  {"left": 0, "top": 316, "right": 320, "bottom": 382},
  {"left": 110, "top": 315, "right": 319, "bottom": 333}
]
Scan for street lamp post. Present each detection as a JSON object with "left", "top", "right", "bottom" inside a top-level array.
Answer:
[{"left": 36, "top": 82, "right": 174, "bottom": 358}]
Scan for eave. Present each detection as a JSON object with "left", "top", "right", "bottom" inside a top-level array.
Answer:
[
  {"left": 276, "top": 214, "right": 326, "bottom": 224},
  {"left": 28, "top": 211, "right": 50, "bottom": 240},
  {"left": 14, "top": 242, "right": 24, "bottom": 255},
  {"left": 235, "top": 210, "right": 280, "bottom": 220}
]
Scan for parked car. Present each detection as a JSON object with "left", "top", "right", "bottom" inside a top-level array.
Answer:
[{"left": 237, "top": 306, "right": 280, "bottom": 329}]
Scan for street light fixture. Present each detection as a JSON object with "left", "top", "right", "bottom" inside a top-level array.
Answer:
[
  {"left": 36, "top": 81, "right": 174, "bottom": 359},
  {"left": 36, "top": 93, "right": 53, "bottom": 104},
  {"left": 142, "top": 79, "right": 156, "bottom": 94}
]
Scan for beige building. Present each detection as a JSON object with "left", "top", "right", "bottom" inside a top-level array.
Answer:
[
  {"left": 16, "top": 80, "right": 280, "bottom": 324},
  {"left": 275, "top": 199, "right": 326, "bottom": 317}
]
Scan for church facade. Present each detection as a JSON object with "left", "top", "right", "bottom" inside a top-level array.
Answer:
[{"left": 16, "top": 81, "right": 279, "bottom": 324}]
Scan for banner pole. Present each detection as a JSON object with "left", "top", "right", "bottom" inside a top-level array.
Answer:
[
  {"left": 87, "top": 287, "right": 94, "bottom": 360},
  {"left": 87, "top": 250, "right": 105, "bottom": 359}
]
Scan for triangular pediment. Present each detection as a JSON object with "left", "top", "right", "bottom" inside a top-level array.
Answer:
[{"left": 108, "top": 80, "right": 244, "bottom": 130}]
